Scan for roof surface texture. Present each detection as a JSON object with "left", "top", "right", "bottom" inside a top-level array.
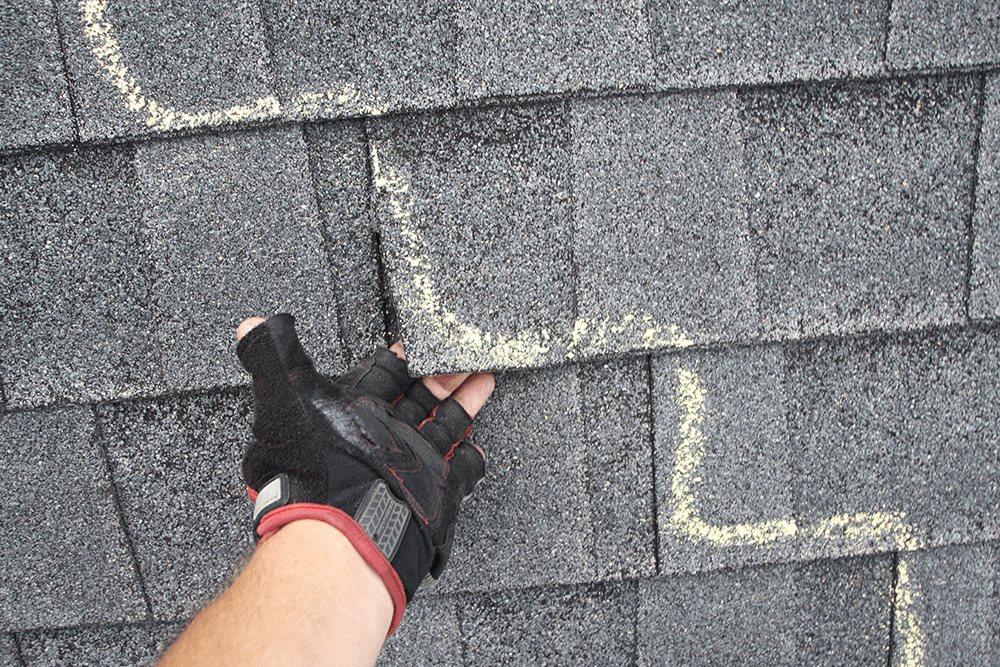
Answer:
[{"left": 2, "top": 0, "right": 999, "bottom": 665}]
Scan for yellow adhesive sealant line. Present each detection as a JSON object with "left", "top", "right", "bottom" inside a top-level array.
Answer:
[
  {"left": 673, "top": 367, "right": 926, "bottom": 664},
  {"left": 80, "top": 0, "right": 386, "bottom": 133}
]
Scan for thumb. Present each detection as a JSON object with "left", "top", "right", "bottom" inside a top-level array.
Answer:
[{"left": 236, "top": 313, "right": 316, "bottom": 382}]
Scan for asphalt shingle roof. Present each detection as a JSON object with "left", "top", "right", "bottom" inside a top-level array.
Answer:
[{"left": 2, "top": 1, "right": 999, "bottom": 665}]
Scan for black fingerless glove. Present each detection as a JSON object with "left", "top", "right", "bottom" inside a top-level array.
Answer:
[{"left": 236, "top": 314, "right": 486, "bottom": 635}]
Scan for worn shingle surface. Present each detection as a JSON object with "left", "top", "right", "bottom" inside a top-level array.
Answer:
[
  {"left": 0, "top": 0, "right": 75, "bottom": 152},
  {"left": 371, "top": 104, "right": 575, "bottom": 373},
  {"left": 454, "top": 0, "right": 653, "bottom": 101},
  {"left": 377, "top": 596, "right": 462, "bottom": 667},
  {"left": 461, "top": 582, "right": 637, "bottom": 666},
  {"left": 890, "top": 542, "right": 999, "bottom": 666},
  {"left": 0, "top": 145, "right": 161, "bottom": 409},
  {"left": 262, "top": 0, "right": 456, "bottom": 118},
  {"left": 572, "top": 92, "right": 757, "bottom": 353},
  {"left": 744, "top": 75, "right": 978, "bottom": 339},
  {"left": 98, "top": 391, "right": 253, "bottom": 621},
  {"left": 971, "top": 73, "right": 1000, "bottom": 320},
  {"left": 787, "top": 327, "right": 1000, "bottom": 551},
  {"left": 647, "top": 0, "right": 884, "bottom": 88},
  {"left": 18, "top": 622, "right": 180, "bottom": 667},
  {"left": 638, "top": 555, "right": 892, "bottom": 666},
  {"left": 56, "top": 0, "right": 276, "bottom": 141},
  {"left": 304, "top": 121, "right": 386, "bottom": 363},
  {"left": 136, "top": 125, "right": 344, "bottom": 391},
  {"left": 887, "top": 0, "right": 1000, "bottom": 70},
  {"left": 0, "top": 408, "right": 146, "bottom": 630}
]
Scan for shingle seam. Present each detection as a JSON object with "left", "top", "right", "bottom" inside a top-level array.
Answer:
[
  {"left": 735, "top": 85, "right": 768, "bottom": 335},
  {"left": 629, "top": 578, "right": 640, "bottom": 666},
  {"left": 253, "top": 0, "right": 283, "bottom": 98},
  {"left": 48, "top": 0, "right": 82, "bottom": 144},
  {"left": 301, "top": 123, "right": 351, "bottom": 360},
  {"left": 10, "top": 632, "right": 26, "bottom": 667},
  {"left": 885, "top": 551, "right": 901, "bottom": 667},
  {"left": 455, "top": 594, "right": 472, "bottom": 667},
  {"left": 90, "top": 404, "right": 155, "bottom": 620},
  {"left": 362, "top": 119, "right": 398, "bottom": 345},
  {"left": 644, "top": 355, "right": 662, "bottom": 576},
  {"left": 880, "top": 0, "right": 894, "bottom": 71},
  {"left": 965, "top": 73, "right": 988, "bottom": 323}
]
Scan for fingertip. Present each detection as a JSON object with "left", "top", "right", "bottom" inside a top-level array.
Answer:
[
  {"left": 451, "top": 372, "right": 496, "bottom": 419},
  {"left": 389, "top": 340, "right": 406, "bottom": 360},
  {"left": 237, "top": 317, "right": 267, "bottom": 342}
]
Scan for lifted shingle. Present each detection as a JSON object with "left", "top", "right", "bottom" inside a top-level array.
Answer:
[
  {"left": 743, "top": 75, "right": 978, "bottom": 339},
  {"left": 97, "top": 391, "right": 253, "bottom": 621},
  {"left": 887, "top": 0, "right": 1000, "bottom": 70},
  {"left": 454, "top": 0, "right": 653, "bottom": 101},
  {"left": 0, "top": 0, "right": 75, "bottom": 151},
  {"left": 17, "top": 622, "right": 181, "bottom": 667},
  {"left": 971, "top": 73, "right": 1000, "bottom": 320},
  {"left": 0, "top": 408, "right": 145, "bottom": 630},
  {"left": 647, "top": 0, "right": 884, "bottom": 88},
  {"left": 0, "top": 145, "right": 162, "bottom": 409},
  {"left": 638, "top": 555, "right": 892, "bottom": 665},
  {"left": 55, "top": 0, "right": 277, "bottom": 142},
  {"left": 460, "top": 581, "right": 637, "bottom": 666},
  {"left": 136, "top": 125, "right": 345, "bottom": 392},
  {"left": 890, "top": 541, "right": 999, "bottom": 666}
]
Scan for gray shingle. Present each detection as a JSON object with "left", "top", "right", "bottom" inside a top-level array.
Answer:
[
  {"left": 890, "top": 542, "right": 999, "bottom": 666},
  {"left": 743, "top": 75, "right": 978, "bottom": 339},
  {"left": 305, "top": 121, "right": 386, "bottom": 364},
  {"left": 0, "top": 634, "right": 20, "bottom": 667},
  {"left": 578, "top": 357, "right": 655, "bottom": 579},
  {"left": 638, "top": 555, "right": 892, "bottom": 666},
  {"left": 56, "top": 0, "right": 277, "bottom": 141},
  {"left": 370, "top": 104, "right": 574, "bottom": 374},
  {"left": 0, "top": 408, "right": 146, "bottom": 630},
  {"left": 971, "top": 74, "right": 1000, "bottom": 320},
  {"left": 97, "top": 391, "right": 253, "bottom": 621},
  {"left": 377, "top": 595, "right": 461, "bottom": 667},
  {"left": 0, "top": 0, "right": 75, "bottom": 151},
  {"left": 136, "top": 125, "right": 345, "bottom": 392},
  {"left": 0, "top": 145, "right": 162, "bottom": 409},
  {"left": 571, "top": 92, "right": 758, "bottom": 356},
  {"left": 647, "top": 0, "right": 884, "bottom": 88},
  {"left": 438, "top": 366, "right": 596, "bottom": 593},
  {"left": 261, "top": 0, "right": 456, "bottom": 119},
  {"left": 787, "top": 328, "right": 1000, "bottom": 553},
  {"left": 18, "top": 623, "right": 181, "bottom": 667},
  {"left": 887, "top": 0, "right": 1000, "bottom": 70},
  {"left": 460, "top": 581, "right": 637, "bottom": 666},
  {"left": 454, "top": 0, "right": 653, "bottom": 101},
  {"left": 652, "top": 345, "right": 795, "bottom": 575}
]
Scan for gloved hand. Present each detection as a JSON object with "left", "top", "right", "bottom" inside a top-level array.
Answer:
[{"left": 235, "top": 314, "right": 491, "bottom": 635}]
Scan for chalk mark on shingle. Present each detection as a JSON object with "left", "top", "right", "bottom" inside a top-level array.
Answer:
[{"left": 80, "top": 0, "right": 387, "bottom": 132}]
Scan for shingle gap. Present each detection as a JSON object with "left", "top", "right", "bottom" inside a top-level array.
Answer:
[{"left": 965, "top": 73, "right": 989, "bottom": 322}]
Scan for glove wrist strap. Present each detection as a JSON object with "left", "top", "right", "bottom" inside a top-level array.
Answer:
[{"left": 256, "top": 503, "right": 407, "bottom": 636}]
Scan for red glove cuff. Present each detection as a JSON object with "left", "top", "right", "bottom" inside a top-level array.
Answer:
[{"left": 250, "top": 495, "right": 407, "bottom": 636}]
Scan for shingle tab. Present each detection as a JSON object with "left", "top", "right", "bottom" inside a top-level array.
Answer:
[
  {"left": 887, "top": 0, "right": 1000, "bottom": 70},
  {"left": 262, "top": 0, "right": 456, "bottom": 119},
  {"left": 0, "top": 145, "right": 162, "bottom": 409},
  {"left": 890, "top": 542, "right": 999, "bottom": 666},
  {"left": 652, "top": 345, "right": 795, "bottom": 575},
  {"left": 56, "top": 0, "right": 277, "bottom": 141},
  {"left": 454, "top": 0, "right": 653, "bottom": 101},
  {"left": 377, "top": 595, "right": 461, "bottom": 667},
  {"left": 0, "top": 0, "right": 75, "bottom": 151},
  {"left": 571, "top": 92, "right": 758, "bottom": 355},
  {"left": 305, "top": 121, "right": 386, "bottom": 364},
  {"left": 638, "top": 555, "right": 892, "bottom": 666},
  {"left": 136, "top": 125, "right": 344, "bottom": 391},
  {"left": 743, "top": 75, "right": 978, "bottom": 339},
  {"left": 971, "top": 74, "right": 1000, "bottom": 320},
  {"left": 97, "top": 391, "right": 253, "bottom": 621},
  {"left": 370, "top": 104, "right": 574, "bottom": 374},
  {"left": 787, "top": 327, "right": 1000, "bottom": 552},
  {"left": 460, "top": 582, "right": 637, "bottom": 666},
  {"left": 0, "top": 408, "right": 146, "bottom": 630},
  {"left": 17, "top": 623, "right": 181, "bottom": 667},
  {"left": 647, "top": 0, "right": 884, "bottom": 88}
]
